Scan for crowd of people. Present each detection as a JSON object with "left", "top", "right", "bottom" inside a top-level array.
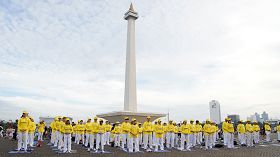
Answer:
[{"left": 15, "top": 111, "right": 280, "bottom": 153}]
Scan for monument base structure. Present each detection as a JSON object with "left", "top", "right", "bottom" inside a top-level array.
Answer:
[{"left": 97, "top": 111, "right": 166, "bottom": 123}]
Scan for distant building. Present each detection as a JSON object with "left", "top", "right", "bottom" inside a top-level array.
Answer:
[
  {"left": 209, "top": 100, "right": 221, "bottom": 124},
  {"left": 228, "top": 114, "right": 240, "bottom": 124},
  {"left": 261, "top": 111, "right": 269, "bottom": 121},
  {"left": 254, "top": 112, "right": 261, "bottom": 122}
]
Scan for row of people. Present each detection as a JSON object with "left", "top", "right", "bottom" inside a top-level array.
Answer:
[{"left": 17, "top": 111, "right": 280, "bottom": 153}]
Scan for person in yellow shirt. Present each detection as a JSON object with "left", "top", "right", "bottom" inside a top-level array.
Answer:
[
  {"left": 173, "top": 123, "right": 179, "bottom": 147},
  {"left": 222, "top": 118, "right": 229, "bottom": 146},
  {"left": 121, "top": 117, "right": 131, "bottom": 150},
  {"left": 264, "top": 122, "right": 271, "bottom": 142},
  {"left": 128, "top": 118, "right": 139, "bottom": 152},
  {"left": 72, "top": 122, "right": 77, "bottom": 144},
  {"left": 38, "top": 120, "right": 46, "bottom": 141},
  {"left": 58, "top": 117, "right": 66, "bottom": 150},
  {"left": 28, "top": 117, "right": 36, "bottom": 147},
  {"left": 63, "top": 118, "right": 73, "bottom": 153},
  {"left": 84, "top": 118, "right": 92, "bottom": 147},
  {"left": 113, "top": 122, "right": 122, "bottom": 147},
  {"left": 166, "top": 120, "right": 175, "bottom": 148},
  {"left": 203, "top": 119, "right": 212, "bottom": 150},
  {"left": 245, "top": 120, "right": 253, "bottom": 147},
  {"left": 54, "top": 116, "right": 62, "bottom": 147},
  {"left": 76, "top": 120, "right": 85, "bottom": 145},
  {"left": 17, "top": 111, "right": 30, "bottom": 152},
  {"left": 152, "top": 121, "right": 158, "bottom": 146},
  {"left": 189, "top": 120, "right": 196, "bottom": 147},
  {"left": 96, "top": 119, "right": 106, "bottom": 153},
  {"left": 276, "top": 122, "right": 280, "bottom": 141},
  {"left": 237, "top": 121, "right": 246, "bottom": 146},
  {"left": 50, "top": 118, "right": 57, "bottom": 144},
  {"left": 180, "top": 120, "right": 191, "bottom": 151},
  {"left": 252, "top": 122, "right": 260, "bottom": 144},
  {"left": 209, "top": 121, "right": 216, "bottom": 147},
  {"left": 154, "top": 119, "right": 164, "bottom": 151},
  {"left": 138, "top": 123, "right": 143, "bottom": 146},
  {"left": 227, "top": 119, "right": 234, "bottom": 148},
  {"left": 195, "top": 120, "right": 202, "bottom": 145},
  {"left": 143, "top": 116, "right": 153, "bottom": 150},
  {"left": 163, "top": 122, "right": 167, "bottom": 145},
  {"left": 104, "top": 121, "right": 112, "bottom": 145},
  {"left": 89, "top": 117, "right": 99, "bottom": 151}
]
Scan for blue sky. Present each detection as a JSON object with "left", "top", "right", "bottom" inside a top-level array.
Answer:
[{"left": 0, "top": 0, "right": 280, "bottom": 122}]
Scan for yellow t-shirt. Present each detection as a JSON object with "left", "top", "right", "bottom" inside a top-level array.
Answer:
[
  {"left": 121, "top": 122, "right": 131, "bottom": 133},
  {"left": 18, "top": 117, "right": 30, "bottom": 132},
  {"left": 143, "top": 121, "right": 153, "bottom": 134},
  {"left": 28, "top": 121, "right": 36, "bottom": 133},
  {"left": 64, "top": 124, "right": 73, "bottom": 134},
  {"left": 180, "top": 124, "right": 191, "bottom": 134},
  {"left": 203, "top": 124, "right": 212, "bottom": 135},
  {"left": 113, "top": 126, "right": 122, "bottom": 134},
  {"left": 237, "top": 124, "right": 245, "bottom": 133},
  {"left": 38, "top": 123, "right": 46, "bottom": 133},
  {"left": 130, "top": 124, "right": 139, "bottom": 138},
  {"left": 154, "top": 124, "right": 164, "bottom": 138}
]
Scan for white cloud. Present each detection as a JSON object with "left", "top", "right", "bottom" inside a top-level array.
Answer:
[{"left": 0, "top": 0, "right": 280, "bottom": 122}]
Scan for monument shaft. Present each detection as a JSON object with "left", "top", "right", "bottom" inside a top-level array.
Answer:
[{"left": 124, "top": 5, "right": 138, "bottom": 112}]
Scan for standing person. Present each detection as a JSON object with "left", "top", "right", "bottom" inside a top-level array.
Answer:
[
  {"left": 166, "top": 120, "right": 175, "bottom": 149},
  {"left": 17, "top": 111, "right": 30, "bottom": 152},
  {"left": 63, "top": 118, "right": 73, "bottom": 153},
  {"left": 121, "top": 117, "right": 131, "bottom": 150},
  {"left": 143, "top": 116, "right": 153, "bottom": 150},
  {"left": 163, "top": 122, "right": 167, "bottom": 145},
  {"left": 58, "top": 117, "right": 67, "bottom": 151},
  {"left": 76, "top": 120, "right": 85, "bottom": 145},
  {"left": 88, "top": 117, "right": 98, "bottom": 151},
  {"left": 105, "top": 121, "right": 112, "bottom": 145},
  {"left": 210, "top": 121, "right": 216, "bottom": 147},
  {"left": 179, "top": 120, "right": 191, "bottom": 151},
  {"left": 154, "top": 119, "right": 164, "bottom": 151},
  {"left": 50, "top": 118, "right": 57, "bottom": 144},
  {"left": 173, "top": 123, "right": 179, "bottom": 147},
  {"left": 227, "top": 119, "right": 234, "bottom": 149},
  {"left": 113, "top": 122, "right": 122, "bottom": 147},
  {"left": 237, "top": 121, "right": 246, "bottom": 146},
  {"left": 245, "top": 120, "right": 254, "bottom": 147},
  {"left": 38, "top": 120, "right": 46, "bottom": 141},
  {"left": 222, "top": 118, "right": 229, "bottom": 146},
  {"left": 138, "top": 123, "right": 143, "bottom": 146},
  {"left": 276, "top": 122, "right": 280, "bottom": 142},
  {"left": 96, "top": 119, "right": 106, "bottom": 153},
  {"left": 28, "top": 117, "right": 36, "bottom": 147},
  {"left": 203, "top": 119, "right": 212, "bottom": 150},
  {"left": 128, "top": 118, "right": 139, "bottom": 152},
  {"left": 189, "top": 120, "right": 196, "bottom": 147},
  {"left": 85, "top": 118, "right": 92, "bottom": 147},
  {"left": 195, "top": 120, "right": 202, "bottom": 145},
  {"left": 54, "top": 117, "right": 62, "bottom": 147},
  {"left": 264, "top": 122, "right": 271, "bottom": 142},
  {"left": 253, "top": 122, "right": 260, "bottom": 144}
]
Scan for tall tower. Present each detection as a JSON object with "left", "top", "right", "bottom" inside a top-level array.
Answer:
[
  {"left": 124, "top": 3, "right": 138, "bottom": 112},
  {"left": 97, "top": 4, "right": 166, "bottom": 123},
  {"left": 209, "top": 100, "right": 221, "bottom": 124}
]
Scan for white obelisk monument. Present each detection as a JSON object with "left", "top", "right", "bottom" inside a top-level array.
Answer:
[
  {"left": 97, "top": 4, "right": 166, "bottom": 123},
  {"left": 124, "top": 3, "right": 138, "bottom": 112}
]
